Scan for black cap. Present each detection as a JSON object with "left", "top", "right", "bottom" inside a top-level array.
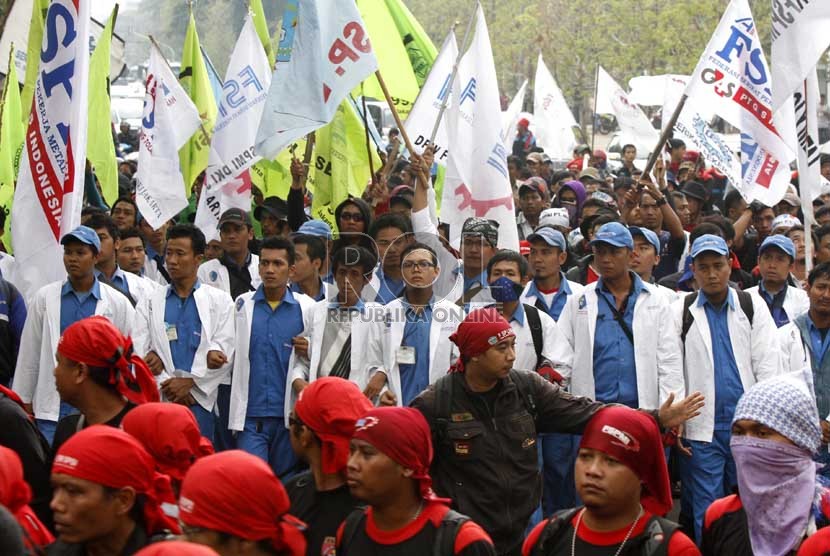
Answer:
[
  {"left": 217, "top": 208, "right": 252, "bottom": 229},
  {"left": 681, "top": 181, "right": 707, "bottom": 202},
  {"left": 253, "top": 197, "right": 289, "bottom": 222}
]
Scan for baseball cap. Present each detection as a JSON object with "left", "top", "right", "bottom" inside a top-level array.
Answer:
[
  {"left": 629, "top": 226, "right": 661, "bottom": 254},
  {"left": 690, "top": 234, "right": 729, "bottom": 259},
  {"left": 295, "top": 220, "right": 332, "bottom": 240},
  {"left": 518, "top": 117, "right": 530, "bottom": 128},
  {"left": 771, "top": 214, "right": 801, "bottom": 232},
  {"left": 780, "top": 187, "right": 800, "bottom": 207},
  {"left": 527, "top": 227, "right": 567, "bottom": 251},
  {"left": 538, "top": 208, "right": 570, "bottom": 230},
  {"left": 589, "top": 222, "right": 633, "bottom": 250},
  {"left": 253, "top": 197, "right": 288, "bottom": 222},
  {"left": 526, "top": 152, "right": 544, "bottom": 165},
  {"left": 217, "top": 208, "right": 252, "bottom": 229},
  {"left": 758, "top": 234, "right": 796, "bottom": 260},
  {"left": 578, "top": 167, "right": 602, "bottom": 183},
  {"left": 61, "top": 225, "right": 101, "bottom": 253},
  {"left": 519, "top": 240, "right": 531, "bottom": 257},
  {"left": 519, "top": 177, "right": 547, "bottom": 197},
  {"left": 389, "top": 185, "right": 414, "bottom": 208}
]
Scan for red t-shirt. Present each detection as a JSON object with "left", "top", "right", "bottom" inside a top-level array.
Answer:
[
  {"left": 586, "top": 265, "right": 600, "bottom": 285},
  {"left": 798, "top": 526, "right": 830, "bottom": 555}
]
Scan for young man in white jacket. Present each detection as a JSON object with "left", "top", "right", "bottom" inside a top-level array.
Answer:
[
  {"left": 133, "top": 224, "right": 234, "bottom": 444},
  {"left": 13, "top": 226, "right": 136, "bottom": 444},
  {"left": 228, "top": 237, "right": 315, "bottom": 478},
  {"left": 745, "top": 234, "right": 809, "bottom": 327},
  {"left": 673, "top": 234, "right": 780, "bottom": 542}
]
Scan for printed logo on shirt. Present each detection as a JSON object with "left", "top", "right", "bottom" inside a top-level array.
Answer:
[
  {"left": 179, "top": 496, "right": 195, "bottom": 514},
  {"left": 578, "top": 295, "right": 587, "bottom": 310},
  {"left": 236, "top": 297, "right": 245, "bottom": 312},
  {"left": 322, "top": 536, "right": 336, "bottom": 556},
  {"left": 209, "top": 270, "right": 219, "bottom": 282},
  {"left": 454, "top": 441, "right": 471, "bottom": 455}
]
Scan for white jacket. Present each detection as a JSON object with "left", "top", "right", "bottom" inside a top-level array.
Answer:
[
  {"left": 197, "top": 255, "right": 261, "bottom": 296},
  {"left": 365, "top": 297, "right": 464, "bottom": 405},
  {"left": 556, "top": 280, "right": 684, "bottom": 410},
  {"left": 672, "top": 288, "right": 780, "bottom": 442},
  {"left": 745, "top": 284, "right": 809, "bottom": 324},
  {"left": 143, "top": 253, "right": 169, "bottom": 285},
  {"left": 13, "top": 280, "right": 136, "bottom": 421},
  {"left": 229, "top": 289, "right": 316, "bottom": 430},
  {"left": 507, "top": 305, "right": 563, "bottom": 373},
  {"left": 133, "top": 283, "right": 235, "bottom": 412}
]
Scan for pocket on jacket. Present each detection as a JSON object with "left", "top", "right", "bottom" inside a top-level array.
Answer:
[{"left": 445, "top": 421, "right": 486, "bottom": 461}]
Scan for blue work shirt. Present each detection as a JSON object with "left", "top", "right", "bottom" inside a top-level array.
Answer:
[
  {"left": 759, "top": 282, "right": 789, "bottom": 328},
  {"left": 399, "top": 298, "right": 433, "bottom": 406},
  {"left": 247, "top": 287, "right": 305, "bottom": 417},
  {"left": 593, "top": 274, "right": 644, "bottom": 407},
  {"left": 290, "top": 277, "right": 326, "bottom": 302},
  {"left": 455, "top": 266, "right": 488, "bottom": 294},
  {"left": 164, "top": 281, "right": 202, "bottom": 372},
  {"left": 95, "top": 268, "right": 130, "bottom": 296},
  {"left": 374, "top": 267, "right": 405, "bottom": 304},
  {"left": 807, "top": 314, "right": 830, "bottom": 368},
  {"left": 525, "top": 273, "right": 573, "bottom": 321},
  {"left": 699, "top": 290, "right": 744, "bottom": 429},
  {"left": 60, "top": 279, "right": 102, "bottom": 334},
  {"left": 146, "top": 244, "right": 164, "bottom": 270}
]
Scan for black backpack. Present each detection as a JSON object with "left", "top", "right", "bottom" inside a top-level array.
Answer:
[
  {"left": 528, "top": 508, "right": 679, "bottom": 556},
  {"left": 679, "top": 290, "right": 754, "bottom": 344},
  {"left": 524, "top": 303, "right": 544, "bottom": 370},
  {"left": 338, "top": 507, "right": 470, "bottom": 556}
]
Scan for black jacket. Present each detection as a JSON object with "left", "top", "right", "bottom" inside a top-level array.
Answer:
[
  {"left": 412, "top": 371, "right": 608, "bottom": 555},
  {"left": 564, "top": 254, "right": 593, "bottom": 286}
]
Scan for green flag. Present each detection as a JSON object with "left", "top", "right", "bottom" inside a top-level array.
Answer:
[
  {"left": 308, "top": 101, "right": 381, "bottom": 234},
  {"left": 87, "top": 7, "right": 119, "bottom": 205},
  {"left": 0, "top": 54, "right": 24, "bottom": 253},
  {"left": 356, "top": 0, "right": 437, "bottom": 120},
  {"left": 178, "top": 12, "right": 217, "bottom": 193},
  {"left": 20, "top": 0, "right": 50, "bottom": 125},
  {"left": 250, "top": 0, "right": 276, "bottom": 69}
]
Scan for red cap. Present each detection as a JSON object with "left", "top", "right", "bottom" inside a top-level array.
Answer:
[
  {"left": 179, "top": 451, "right": 307, "bottom": 556},
  {"left": 294, "top": 377, "right": 373, "bottom": 475},
  {"left": 579, "top": 407, "right": 672, "bottom": 515},
  {"left": 592, "top": 149, "right": 607, "bottom": 160},
  {"left": 52, "top": 425, "right": 180, "bottom": 535},
  {"left": 353, "top": 407, "right": 449, "bottom": 503},
  {"left": 448, "top": 308, "right": 515, "bottom": 373},
  {"left": 519, "top": 240, "right": 531, "bottom": 256},
  {"left": 122, "top": 403, "right": 214, "bottom": 482},
  {"left": 57, "top": 316, "right": 159, "bottom": 405},
  {"left": 135, "top": 541, "right": 219, "bottom": 555},
  {"left": 682, "top": 150, "right": 700, "bottom": 163},
  {"left": 518, "top": 118, "right": 530, "bottom": 128}
]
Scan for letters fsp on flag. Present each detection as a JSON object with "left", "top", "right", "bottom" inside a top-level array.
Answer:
[
  {"left": 12, "top": 0, "right": 91, "bottom": 298},
  {"left": 134, "top": 44, "right": 202, "bottom": 231},
  {"left": 255, "top": 0, "right": 379, "bottom": 160},
  {"left": 196, "top": 14, "right": 272, "bottom": 242},
  {"left": 684, "top": 0, "right": 793, "bottom": 206}
]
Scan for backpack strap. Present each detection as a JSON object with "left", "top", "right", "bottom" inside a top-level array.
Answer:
[
  {"left": 433, "top": 509, "right": 470, "bottom": 556},
  {"left": 640, "top": 516, "right": 680, "bottom": 556},
  {"left": 529, "top": 508, "right": 581, "bottom": 556},
  {"left": 735, "top": 289, "right": 754, "bottom": 325},
  {"left": 523, "top": 303, "right": 544, "bottom": 370},
  {"left": 433, "top": 374, "right": 455, "bottom": 445},
  {"left": 508, "top": 370, "right": 538, "bottom": 422},
  {"left": 338, "top": 508, "right": 368, "bottom": 556},
  {"left": 679, "top": 292, "right": 697, "bottom": 344}
]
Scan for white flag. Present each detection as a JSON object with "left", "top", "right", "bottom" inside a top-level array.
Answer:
[
  {"left": 12, "top": 0, "right": 90, "bottom": 298},
  {"left": 794, "top": 72, "right": 822, "bottom": 208},
  {"left": 135, "top": 45, "right": 202, "bottom": 230},
  {"left": 501, "top": 79, "right": 528, "bottom": 145},
  {"left": 442, "top": 3, "right": 518, "bottom": 252},
  {"left": 596, "top": 66, "right": 658, "bottom": 156},
  {"left": 255, "top": 0, "right": 378, "bottom": 159},
  {"left": 685, "top": 0, "right": 793, "bottom": 206},
  {"left": 405, "top": 30, "right": 457, "bottom": 165},
  {"left": 196, "top": 14, "right": 271, "bottom": 241},
  {"left": 534, "top": 54, "right": 578, "bottom": 159}
]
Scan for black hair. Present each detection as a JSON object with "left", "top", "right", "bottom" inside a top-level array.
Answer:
[
  {"left": 87, "top": 213, "right": 120, "bottom": 241},
  {"left": 111, "top": 197, "right": 139, "bottom": 224},
  {"left": 816, "top": 206, "right": 830, "bottom": 222},
  {"left": 260, "top": 236, "right": 296, "bottom": 265},
  {"left": 81, "top": 206, "right": 107, "bottom": 220},
  {"left": 750, "top": 201, "right": 775, "bottom": 216},
  {"left": 579, "top": 212, "right": 618, "bottom": 242},
  {"left": 551, "top": 170, "right": 572, "bottom": 185},
  {"left": 821, "top": 154, "right": 830, "bottom": 167},
  {"left": 723, "top": 190, "right": 745, "bottom": 214},
  {"left": 667, "top": 138, "right": 686, "bottom": 152},
  {"left": 400, "top": 242, "right": 438, "bottom": 267},
  {"left": 621, "top": 144, "right": 636, "bottom": 154},
  {"left": 118, "top": 227, "right": 146, "bottom": 247},
  {"left": 166, "top": 224, "right": 206, "bottom": 256},
  {"left": 103, "top": 488, "right": 149, "bottom": 531},
  {"left": 689, "top": 222, "right": 724, "bottom": 245},
  {"left": 291, "top": 234, "right": 326, "bottom": 264},
  {"left": 809, "top": 262, "right": 830, "bottom": 286},
  {"left": 486, "top": 249, "right": 528, "bottom": 277},
  {"left": 816, "top": 223, "right": 830, "bottom": 244},
  {"left": 701, "top": 215, "right": 735, "bottom": 242},
  {"left": 368, "top": 213, "right": 412, "bottom": 238},
  {"left": 582, "top": 198, "right": 610, "bottom": 211},
  {"left": 614, "top": 177, "right": 634, "bottom": 191},
  {"left": 393, "top": 159, "right": 410, "bottom": 175},
  {"left": 668, "top": 191, "right": 687, "bottom": 209},
  {"left": 332, "top": 245, "right": 377, "bottom": 275},
  {"left": 213, "top": 531, "right": 285, "bottom": 556}
]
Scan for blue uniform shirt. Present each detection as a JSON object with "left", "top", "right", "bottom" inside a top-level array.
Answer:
[
  {"left": 759, "top": 282, "right": 789, "bottom": 328},
  {"left": 95, "top": 268, "right": 130, "bottom": 296},
  {"left": 374, "top": 267, "right": 405, "bottom": 304},
  {"left": 593, "top": 274, "right": 643, "bottom": 407},
  {"left": 807, "top": 314, "right": 830, "bottom": 368},
  {"left": 456, "top": 267, "right": 488, "bottom": 294},
  {"left": 164, "top": 281, "right": 202, "bottom": 372},
  {"left": 247, "top": 287, "right": 305, "bottom": 417},
  {"left": 289, "top": 277, "right": 326, "bottom": 302},
  {"left": 399, "top": 298, "right": 433, "bottom": 406},
  {"left": 699, "top": 290, "right": 744, "bottom": 429},
  {"left": 525, "top": 273, "right": 573, "bottom": 321},
  {"left": 60, "top": 279, "right": 102, "bottom": 334}
]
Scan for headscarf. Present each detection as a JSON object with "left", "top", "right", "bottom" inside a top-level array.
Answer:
[
  {"left": 0, "top": 384, "right": 25, "bottom": 410},
  {"left": 57, "top": 316, "right": 159, "bottom": 405},
  {"left": 461, "top": 217, "right": 499, "bottom": 248},
  {"left": 135, "top": 541, "right": 219, "bottom": 555},
  {"left": 294, "top": 377, "right": 373, "bottom": 475},
  {"left": 579, "top": 407, "right": 673, "bottom": 516},
  {"left": 52, "top": 425, "right": 179, "bottom": 535},
  {"left": 178, "top": 451, "right": 306, "bottom": 556},
  {"left": 121, "top": 403, "right": 214, "bottom": 482},
  {"left": 448, "top": 308, "right": 515, "bottom": 373},
  {"left": 0, "top": 446, "right": 53, "bottom": 550},
  {"left": 554, "top": 180, "right": 587, "bottom": 227},
  {"left": 352, "top": 407, "right": 449, "bottom": 503}
]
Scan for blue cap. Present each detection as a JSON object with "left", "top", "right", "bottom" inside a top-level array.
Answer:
[
  {"left": 690, "top": 234, "right": 729, "bottom": 259},
  {"left": 60, "top": 225, "right": 101, "bottom": 253},
  {"left": 527, "top": 227, "right": 567, "bottom": 251},
  {"left": 589, "top": 222, "right": 633, "bottom": 250},
  {"left": 295, "top": 220, "right": 332, "bottom": 240},
  {"left": 759, "top": 234, "right": 795, "bottom": 260},
  {"left": 629, "top": 226, "right": 661, "bottom": 254}
]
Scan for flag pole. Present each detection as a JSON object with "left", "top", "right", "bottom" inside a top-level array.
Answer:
[
  {"left": 640, "top": 94, "right": 687, "bottom": 181},
  {"left": 361, "top": 90, "right": 377, "bottom": 187},
  {"left": 374, "top": 69, "right": 429, "bottom": 184},
  {"left": 590, "top": 63, "right": 599, "bottom": 151},
  {"left": 428, "top": 4, "right": 477, "bottom": 146},
  {"left": 0, "top": 43, "right": 14, "bottom": 133}
]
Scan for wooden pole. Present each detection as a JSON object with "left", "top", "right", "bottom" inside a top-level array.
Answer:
[
  {"left": 590, "top": 64, "right": 599, "bottom": 151},
  {"left": 640, "top": 94, "right": 687, "bottom": 180},
  {"left": 361, "top": 92, "right": 377, "bottom": 187}
]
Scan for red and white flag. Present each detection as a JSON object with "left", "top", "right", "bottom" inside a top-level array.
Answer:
[{"left": 12, "top": 0, "right": 91, "bottom": 297}]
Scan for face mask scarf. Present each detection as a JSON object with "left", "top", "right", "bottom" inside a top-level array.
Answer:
[{"left": 489, "top": 276, "right": 523, "bottom": 303}]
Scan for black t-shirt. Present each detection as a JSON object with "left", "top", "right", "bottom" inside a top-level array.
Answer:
[
  {"left": 286, "top": 471, "right": 362, "bottom": 556},
  {"left": 51, "top": 403, "right": 135, "bottom": 454}
]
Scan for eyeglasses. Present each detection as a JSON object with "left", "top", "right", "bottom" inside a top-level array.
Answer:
[
  {"left": 402, "top": 261, "right": 436, "bottom": 270},
  {"left": 340, "top": 212, "right": 364, "bottom": 222}
]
